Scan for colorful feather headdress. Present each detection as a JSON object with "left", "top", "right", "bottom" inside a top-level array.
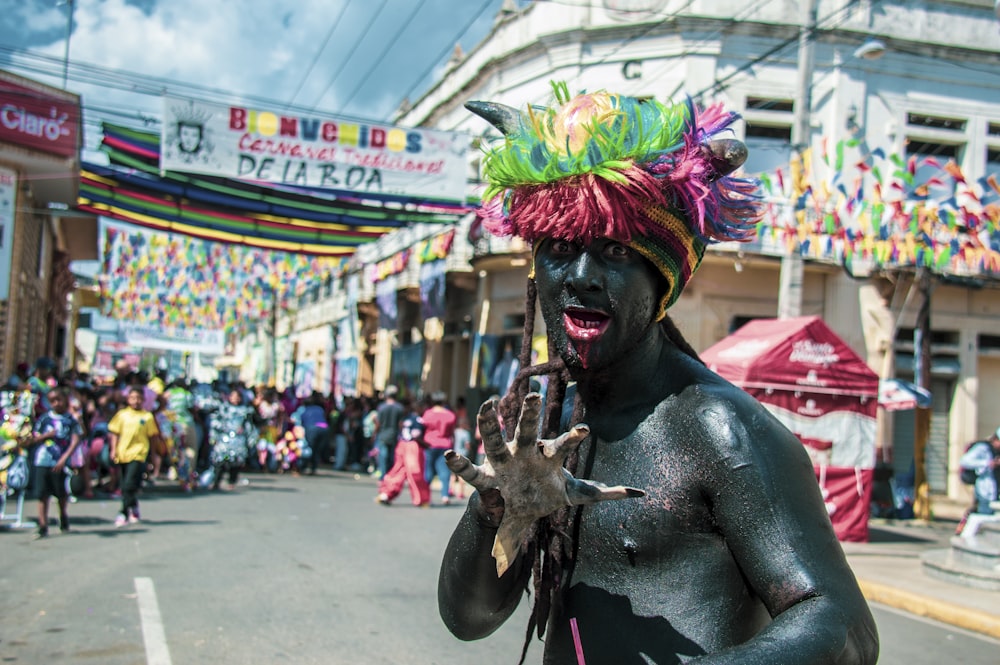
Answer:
[{"left": 469, "top": 81, "right": 762, "bottom": 318}]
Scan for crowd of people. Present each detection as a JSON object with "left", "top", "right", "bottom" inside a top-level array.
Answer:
[{"left": 0, "top": 357, "right": 475, "bottom": 539}]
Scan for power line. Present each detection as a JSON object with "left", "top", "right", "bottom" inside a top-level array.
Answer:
[
  {"left": 306, "top": 0, "right": 391, "bottom": 112},
  {"left": 483, "top": 0, "right": 774, "bottom": 114},
  {"left": 1, "top": 44, "right": 397, "bottom": 126},
  {"left": 340, "top": 0, "right": 428, "bottom": 116},
  {"left": 285, "top": 0, "right": 352, "bottom": 109},
  {"left": 887, "top": 42, "right": 1000, "bottom": 79},
  {"left": 691, "top": 0, "right": 886, "bottom": 101},
  {"left": 393, "top": 0, "right": 498, "bottom": 121},
  {"left": 9, "top": 0, "right": 994, "bottom": 150},
  {"left": 504, "top": 0, "right": 780, "bottom": 116},
  {"left": 567, "top": 0, "right": 699, "bottom": 96},
  {"left": 617, "top": 0, "right": 777, "bottom": 100},
  {"left": 3, "top": 46, "right": 263, "bottom": 110}
]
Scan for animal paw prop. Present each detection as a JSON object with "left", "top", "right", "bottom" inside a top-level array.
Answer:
[{"left": 445, "top": 393, "right": 644, "bottom": 576}]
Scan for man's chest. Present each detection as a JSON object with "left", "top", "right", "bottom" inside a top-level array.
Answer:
[{"left": 571, "top": 424, "right": 716, "bottom": 559}]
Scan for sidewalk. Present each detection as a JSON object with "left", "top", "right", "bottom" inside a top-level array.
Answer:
[{"left": 843, "top": 501, "right": 1000, "bottom": 639}]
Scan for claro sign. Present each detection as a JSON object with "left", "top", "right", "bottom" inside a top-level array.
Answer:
[{"left": 0, "top": 79, "right": 80, "bottom": 158}]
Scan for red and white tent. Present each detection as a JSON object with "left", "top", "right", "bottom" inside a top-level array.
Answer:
[{"left": 700, "top": 316, "right": 878, "bottom": 542}]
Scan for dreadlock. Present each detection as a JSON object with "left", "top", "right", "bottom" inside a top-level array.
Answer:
[{"left": 497, "top": 277, "right": 704, "bottom": 664}]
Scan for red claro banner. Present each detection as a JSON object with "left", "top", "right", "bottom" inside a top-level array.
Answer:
[{"left": 0, "top": 77, "right": 80, "bottom": 158}]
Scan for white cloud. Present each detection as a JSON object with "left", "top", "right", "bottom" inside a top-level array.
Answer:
[{"left": 5, "top": 0, "right": 510, "bottom": 149}]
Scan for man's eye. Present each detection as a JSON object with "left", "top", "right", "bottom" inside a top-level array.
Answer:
[
  {"left": 606, "top": 243, "right": 631, "bottom": 257},
  {"left": 550, "top": 240, "right": 575, "bottom": 254}
]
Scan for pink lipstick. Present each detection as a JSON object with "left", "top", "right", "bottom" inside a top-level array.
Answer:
[{"left": 563, "top": 308, "right": 609, "bottom": 341}]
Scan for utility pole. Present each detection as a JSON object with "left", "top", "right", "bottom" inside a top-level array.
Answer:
[
  {"left": 912, "top": 268, "right": 933, "bottom": 520},
  {"left": 268, "top": 288, "right": 278, "bottom": 386},
  {"left": 61, "top": 0, "right": 74, "bottom": 88},
  {"left": 777, "top": 0, "right": 818, "bottom": 319}
]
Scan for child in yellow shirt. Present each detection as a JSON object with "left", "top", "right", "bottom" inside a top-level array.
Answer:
[{"left": 107, "top": 387, "right": 162, "bottom": 528}]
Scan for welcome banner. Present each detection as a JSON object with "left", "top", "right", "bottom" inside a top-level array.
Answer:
[{"left": 160, "top": 96, "right": 469, "bottom": 202}]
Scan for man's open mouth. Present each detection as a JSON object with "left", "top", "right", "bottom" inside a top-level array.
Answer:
[{"left": 563, "top": 308, "right": 610, "bottom": 339}]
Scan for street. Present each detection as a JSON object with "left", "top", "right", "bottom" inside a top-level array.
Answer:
[{"left": 1, "top": 471, "right": 997, "bottom": 664}]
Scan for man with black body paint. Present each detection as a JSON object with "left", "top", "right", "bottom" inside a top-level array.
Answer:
[{"left": 438, "top": 84, "right": 878, "bottom": 664}]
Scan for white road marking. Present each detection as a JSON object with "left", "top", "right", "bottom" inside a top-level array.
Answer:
[{"left": 134, "top": 577, "right": 173, "bottom": 665}]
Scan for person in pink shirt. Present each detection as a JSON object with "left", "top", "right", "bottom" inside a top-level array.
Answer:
[{"left": 421, "top": 391, "right": 458, "bottom": 505}]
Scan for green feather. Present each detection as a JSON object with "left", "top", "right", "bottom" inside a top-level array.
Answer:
[{"left": 481, "top": 84, "right": 689, "bottom": 189}]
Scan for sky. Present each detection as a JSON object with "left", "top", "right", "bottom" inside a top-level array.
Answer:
[
  {"left": 0, "top": 0, "right": 523, "bottom": 158},
  {"left": 0, "top": 0, "right": 534, "bottom": 281}
]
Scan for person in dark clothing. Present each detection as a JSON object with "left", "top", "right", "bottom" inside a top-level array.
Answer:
[
  {"left": 373, "top": 385, "right": 405, "bottom": 479},
  {"left": 4, "top": 361, "right": 30, "bottom": 389},
  {"left": 296, "top": 392, "right": 331, "bottom": 475}
]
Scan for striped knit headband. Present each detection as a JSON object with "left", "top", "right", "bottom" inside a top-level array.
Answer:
[{"left": 470, "top": 81, "right": 763, "bottom": 319}]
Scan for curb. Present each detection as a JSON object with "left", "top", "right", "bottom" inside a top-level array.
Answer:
[{"left": 858, "top": 579, "right": 1000, "bottom": 639}]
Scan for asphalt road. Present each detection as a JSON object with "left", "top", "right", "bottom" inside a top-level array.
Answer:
[
  {"left": 2, "top": 471, "right": 532, "bottom": 665},
  {"left": 2, "top": 471, "right": 997, "bottom": 664}
]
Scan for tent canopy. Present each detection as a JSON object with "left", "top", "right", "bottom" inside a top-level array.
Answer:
[
  {"left": 702, "top": 315, "right": 879, "bottom": 542},
  {"left": 701, "top": 315, "right": 879, "bottom": 398}
]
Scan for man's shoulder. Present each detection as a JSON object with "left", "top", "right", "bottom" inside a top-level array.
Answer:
[
  {"left": 378, "top": 401, "right": 404, "bottom": 414},
  {"left": 670, "top": 377, "right": 760, "bottom": 415},
  {"left": 28, "top": 376, "right": 50, "bottom": 392},
  {"left": 428, "top": 407, "right": 456, "bottom": 421},
  {"left": 965, "top": 440, "right": 992, "bottom": 454},
  {"left": 57, "top": 411, "right": 80, "bottom": 427},
  {"left": 662, "top": 379, "right": 801, "bottom": 454},
  {"left": 972, "top": 440, "right": 996, "bottom": 456}
]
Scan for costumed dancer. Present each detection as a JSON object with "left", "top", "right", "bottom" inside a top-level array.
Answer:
[
  {"left": 208, "top": 388, "right": 259, "bottom": 491},
  {"left": 438, "top": 82, "right": 878, "bottom": 664}
]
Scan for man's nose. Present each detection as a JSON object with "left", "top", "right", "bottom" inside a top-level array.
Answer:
[{"left": 565, "top": 253, "right": 602, "bottom": 292}]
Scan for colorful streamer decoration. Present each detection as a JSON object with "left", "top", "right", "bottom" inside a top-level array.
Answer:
[
  {"left": 83, "top": 122, "right": 473, "bottom": 335},
  {"left": 416, "top": 229, "right": 455, "bottom": 263},
  {"left": 99, "top": 224, "right": 344, "bottom": 332},
  {"left": 78, "top": 122, "right": 472, "bottom": 256},
  {"left": 756, "top": 136, "right": 1000, "bottom": 276}
]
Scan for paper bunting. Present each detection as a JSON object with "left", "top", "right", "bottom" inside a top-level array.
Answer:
[
  {"left": 373, "top": 250, "right": 411, "bottom": 281},
  {"left": 84, "top": 120, "right": 472, "bottom": 336},
  {"left": 758, "top": 136, "right": 1000, "bottom": 276},
  {"left": 100, "top": 224, "right": 344, "bottom": 333},
  {"left": 417, "top": 229, "right": 455, "bottom": 263}
]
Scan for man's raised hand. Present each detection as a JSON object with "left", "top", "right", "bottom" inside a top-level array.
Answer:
[{"left": 444, "top": 392, "right": 644, "bottom": 576}]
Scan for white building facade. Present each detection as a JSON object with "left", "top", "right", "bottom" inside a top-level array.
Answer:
[{"left": 375, "top": 0, "right": 1000, "bottom": 505}]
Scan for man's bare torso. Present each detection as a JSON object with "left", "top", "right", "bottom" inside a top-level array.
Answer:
[{"left": 543, "top": 390, "right": 773, "bottom": 663}]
